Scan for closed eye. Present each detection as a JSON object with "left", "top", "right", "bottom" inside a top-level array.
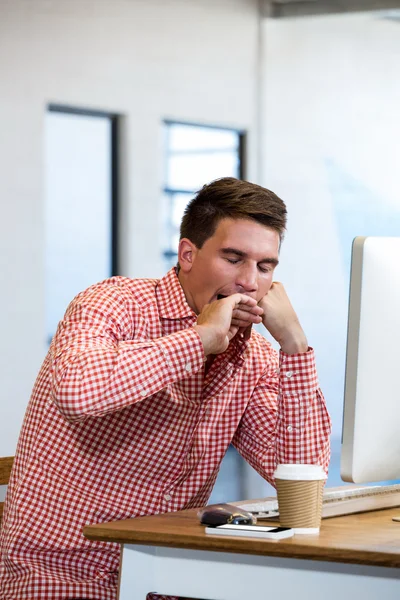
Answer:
[{"left": 258, "top": 265, "right": 273, "bottom": 273}]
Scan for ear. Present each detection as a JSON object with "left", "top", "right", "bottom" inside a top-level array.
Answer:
[{"left": 178, "top": 238, "right": 197, "bottom": 273}]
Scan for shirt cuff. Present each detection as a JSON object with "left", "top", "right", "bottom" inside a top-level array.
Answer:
[
  {"left": 156, "top": 327, "right": 205, "bottom": 380},
  {"left": 279, "top": 346, "right": 319, "bottom": 394}
]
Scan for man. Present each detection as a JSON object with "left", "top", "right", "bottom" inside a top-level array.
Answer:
[{"left": 0, "top": 177, "right": 331, "bottom": 599}]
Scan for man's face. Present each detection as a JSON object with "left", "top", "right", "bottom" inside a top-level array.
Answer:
[{"left": 178, "top": 218, "right": 280, "bottom": 314}]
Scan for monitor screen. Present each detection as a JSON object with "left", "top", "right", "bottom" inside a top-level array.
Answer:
[{"left": 341, "top": 236, "right": 400, "bottom": 484}]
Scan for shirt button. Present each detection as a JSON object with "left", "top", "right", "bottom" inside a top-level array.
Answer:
[
  {"left": 140, "top": 389, "right": 147, "bottom": 397},
  {"left": 285, "top": 370, "right": 293, "bottom": 378},
  {"left": 164, "top": 494, "right": 172, "bottom": 502},
  {"left": 287, "top": 425, "right": 293, "bottom": 432},
  {"left": 185, "top": 362, "right": 192, "bottom": 373}
]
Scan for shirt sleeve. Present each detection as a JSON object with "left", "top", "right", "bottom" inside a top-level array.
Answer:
[
  {"left": 49, "top": 283, "right": 205, "bottom": 423},
  {"left": 232, "top": 347, "right": 331, "bottom": 487}
]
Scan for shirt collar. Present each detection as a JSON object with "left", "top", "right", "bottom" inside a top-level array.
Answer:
[
  {"left": 156, "top": 267, "right": 197, "bottom": 320},
  {"left": 155, "top": 267, "right": 250, "bottom": 360}
]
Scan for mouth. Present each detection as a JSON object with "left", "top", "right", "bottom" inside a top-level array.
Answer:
[{"left": 217, "top": 294, "right": 227, "bottom": 300}]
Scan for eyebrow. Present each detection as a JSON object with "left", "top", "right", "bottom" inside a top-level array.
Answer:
[{"left": 220, "top": 247, "right": 279, "bottom": 266}]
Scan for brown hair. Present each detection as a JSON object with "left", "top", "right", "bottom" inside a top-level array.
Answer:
[{"left": 180, "top": 177, "right": 287, "bottom": 248}]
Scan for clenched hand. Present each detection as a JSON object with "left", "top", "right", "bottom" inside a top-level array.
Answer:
[{"left": 194, "top": 294, "right": 263, "bottom": 356}]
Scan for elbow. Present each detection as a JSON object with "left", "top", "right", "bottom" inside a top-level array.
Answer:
[
  {"left": 51, "top": 393, "right": 90, "bottom": 424},
  {"left": 51, "top": 376, "right": 93, "bottom": 424}
]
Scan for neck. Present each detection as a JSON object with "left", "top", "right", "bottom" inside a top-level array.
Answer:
[{"left": 177, "top": 269, "right": 198, "bottom": 314}]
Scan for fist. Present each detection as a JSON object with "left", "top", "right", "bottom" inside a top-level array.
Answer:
[
  {"left": 195, "top": 294, "right": 263, "bottom": 356},
  {"left": 259, "top": 282, "right": 308, "bottom": 354}
]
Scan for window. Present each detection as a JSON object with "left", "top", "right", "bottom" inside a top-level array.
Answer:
[
  {"left": 163, "top": 121, "right": 244, "bottom": 269},
  {"left": 44, "top": 105, "right": 119, "bottom": 345}
]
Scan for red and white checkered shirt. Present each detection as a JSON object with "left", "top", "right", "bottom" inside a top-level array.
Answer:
[{"left": 0, "top": 268, "right": 331, "bottom": 600}]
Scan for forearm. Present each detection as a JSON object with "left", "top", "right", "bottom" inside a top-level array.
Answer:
[
  {"left": 275, "top": 387, "right": 331, "bottom": 469},
  {"left": 278, "top": 325, "right": 309, "bottom": 355},
  {"left": 51, "top": 328, "right": 205, "bottom": 422},
  {"left": 233, "top": 348, "right": 332, "bottom": 485}
]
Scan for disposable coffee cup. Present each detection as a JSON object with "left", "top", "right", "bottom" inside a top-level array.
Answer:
[{"left": 274, "top": 464, "right": 326, "bottom": 534}]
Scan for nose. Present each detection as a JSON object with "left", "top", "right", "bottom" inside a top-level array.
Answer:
[{"left": 236, "top": 263, "right": 258, "bottom": 294}]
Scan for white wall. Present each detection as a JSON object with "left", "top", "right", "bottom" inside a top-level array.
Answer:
[
  {"left": 260, "top": 12, "right": 400, "bottom": 442},
  {"left": 0, "top": 0, "right": 260, "bottom": 454},
  {"left": 3, "top": 1, "right": 399, "bottom": 481}
]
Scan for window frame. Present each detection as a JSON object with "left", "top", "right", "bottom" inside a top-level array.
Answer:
[
  {"left": 48, "top": 103, "right": 120, "bottom": 275},
  {"left": 162, "top": 119, "right": 246, "bottom": 263}
]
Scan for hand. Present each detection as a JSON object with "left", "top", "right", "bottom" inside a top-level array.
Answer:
[
  {"left": 259, "top": 282, "right": 308, "bottom": 354},
  {"left": 194, "top": 294, "right": 263, "bottom": 356}
]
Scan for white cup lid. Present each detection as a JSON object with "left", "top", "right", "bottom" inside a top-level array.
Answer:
[{"left": 274, "top": 463, "right": 326, "bottom": 481}]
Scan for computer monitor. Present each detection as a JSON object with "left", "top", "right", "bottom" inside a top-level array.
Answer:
[{"left": 341, "top": 236, "right": 400, "bottom": 484}]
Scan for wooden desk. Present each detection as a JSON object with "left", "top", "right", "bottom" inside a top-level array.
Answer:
[{"left": 84, "top": 507, "right": 400, "bottom": 600}]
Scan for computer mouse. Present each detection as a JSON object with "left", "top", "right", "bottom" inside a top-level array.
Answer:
[{"left": 198, "top": 503, "right": 256, "bottom": 526}]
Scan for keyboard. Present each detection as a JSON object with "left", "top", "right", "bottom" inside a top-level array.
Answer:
[{"left": 239, "top": 483, "right": 400, "bottom": 519}]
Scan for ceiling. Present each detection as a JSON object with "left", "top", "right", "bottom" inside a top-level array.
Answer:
[{"left": 261, "top": 0, "right": 400, "bottom": 18}]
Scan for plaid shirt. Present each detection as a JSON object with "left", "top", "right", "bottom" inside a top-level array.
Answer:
[{"left": 0, "top": 268, "right": 331, "bottom": 599}]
